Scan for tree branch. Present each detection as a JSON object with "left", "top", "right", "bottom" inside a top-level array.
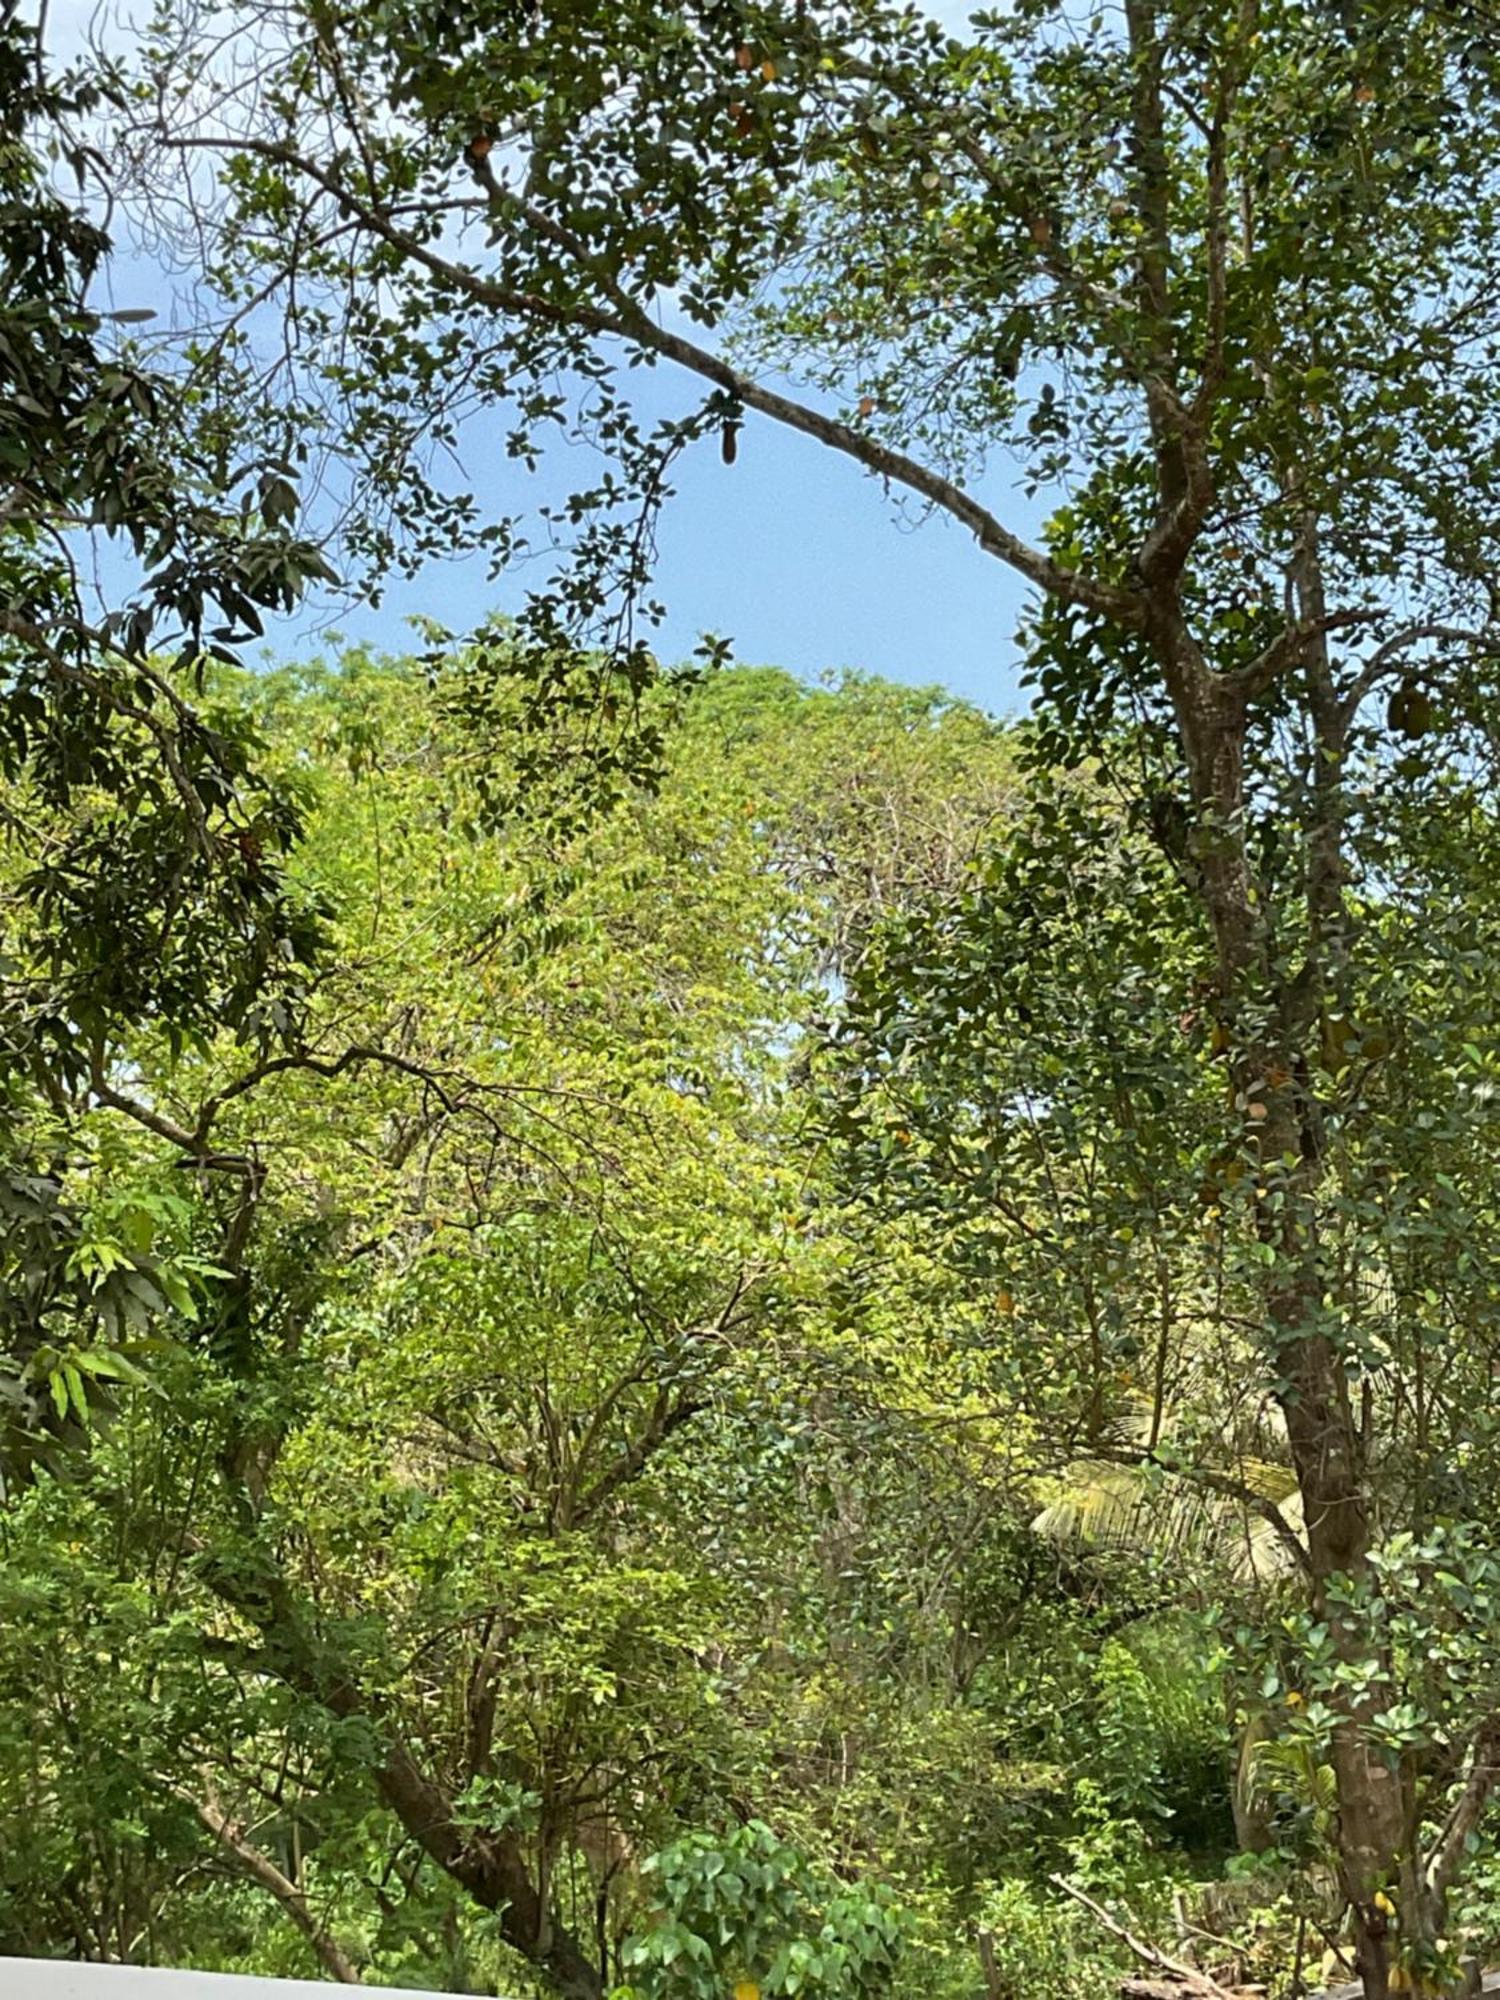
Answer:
[
  {"left": 1048, "top": 1874, "right": 1236, "bottom": 1998},
  {"left": 89, "top": 1066, "right": 256, "bottom": 1175},
  {"left": 0, "top": 609, "right": 216, "bottom": 854},
  {"left": 197, "top": 1560, "right": 606, "bottom": 1999},
  {"left": 571, "top": 1390, "right": 704, "bottom": 1527},
  {"left": 156, "top": 130, "right": 1139, "bottom": 626},
  {"left": 1425, "top": 1713, "right": 1500, "bottom": 1911},
  {"left": 1191, "top": 0, "right": 1257, "bottom": 422},
  {"left": 190, "top": 1787, "right": 363, "bottom": 1983},
  {"left": 1089, "top": 1442, "right": 1311, "bottom": 1576},
  {"left": 1336, "top": 621, "right": 1500, "bottom": 730},
  {"left": 1230, "top": 607, "right": 1381, "bottom": 702}
]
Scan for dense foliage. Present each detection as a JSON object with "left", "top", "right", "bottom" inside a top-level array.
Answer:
[
  {"left": 3, "top": 658, "right": 1125, "bottom": 1998},
  {"left": 11, "top": 650, "right": 1500, "bottom": 2000},
  {"left": 7, "top": 0, "right": 1500, "bottom": 1993},
  {"left": 0, "top": 0, "right": 335, "bottom": 1486}
]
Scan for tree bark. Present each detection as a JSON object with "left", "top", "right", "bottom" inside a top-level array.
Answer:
[
  {"left": 372, "top": 1735, "right": 604, "bottom": 2000},
  {"left": 1272, "top": 1250, "right": 1403, "bottom": 2000},
  {"left": 199, "top": 1563, "right": 606, "bottom": 2000}
]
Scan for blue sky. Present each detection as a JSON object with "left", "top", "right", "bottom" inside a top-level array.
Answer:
[
  {"left": 291, "top": 408, "right": 1040, "bottom": 717},
  {"left": 52, "top": 0, "right": 1040, "bottom": 716}
]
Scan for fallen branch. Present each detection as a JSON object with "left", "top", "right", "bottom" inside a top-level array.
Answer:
[
  {"left": 1123, "top": 1983, "right": 1224, "bottom": 2000},
  {"left": 1048, "top": 1873, "right": 1237, "bottom": 1998}
]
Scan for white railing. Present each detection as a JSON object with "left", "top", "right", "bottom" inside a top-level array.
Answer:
[{"left": 0, "top": 1965, "right": 441, "bottom": 1997}]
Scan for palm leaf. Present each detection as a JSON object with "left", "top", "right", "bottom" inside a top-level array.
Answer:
[{"left": 1031, "top": 1457, "right": 1305, "bottom": 1584}]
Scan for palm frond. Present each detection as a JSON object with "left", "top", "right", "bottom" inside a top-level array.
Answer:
[{"left": 1031, "top": 1457, "right": 1305, "bottom": 1584}]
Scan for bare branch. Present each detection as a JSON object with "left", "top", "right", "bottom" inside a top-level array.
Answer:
[
  {"left": 1230, "top": 607, "right": 1382, "bottom": 703},
  {"left": 1336, "top": 621, "right": 1500, "bottom": 729},
  {"left": 1048, "top": 1874, "right": 1236, "bottom": 1998},
  {"left": 1087, "top": 1442, "right": 1312, "bottom": 1577}
]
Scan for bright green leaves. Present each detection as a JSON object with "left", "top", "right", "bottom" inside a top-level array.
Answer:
[
  {"left": 69, "top": 0, "right": 1500, "bottom": 1982},
  {"left": 0, "top": 656, "right": 1029, "bottom": 1991},
  {"left": 34, "top": 1342, "right": 149, "bottom": 1428},
  {"left": 619, "top": 1822, "right": 906, "bottom": 2000}
]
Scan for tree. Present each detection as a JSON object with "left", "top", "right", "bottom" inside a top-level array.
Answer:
[
  {"left": 828, "top": 756, "right": 1500, "bottom": 1988},
  {"left": 124, "top": 0, "right": 1500, "bottom": 1987},
  {"left": 0, "top": 658, "right": 1031, "bottom": 1995},
  {"left": 0, "top": 2, "right": 340, "bottom": 1484}
]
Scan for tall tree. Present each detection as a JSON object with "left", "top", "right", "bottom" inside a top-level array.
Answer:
[
  {"left": 0, "top": 2, "right": 336, "bottom": 1483},
  {"left": 125, "top": 0, "right": 1500, "bottom": 1988}
]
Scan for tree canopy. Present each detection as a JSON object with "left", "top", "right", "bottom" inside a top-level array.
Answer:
[{"left": 6, "top": 0, "right": 1500, "bottom": 1994}]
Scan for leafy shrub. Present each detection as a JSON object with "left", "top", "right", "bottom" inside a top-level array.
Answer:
[
  {"left": 970, "top": 1877, "right": 1115, "bottom": 2000},
  {"left": 615, "top": 1820, "right": 905, "bottom": 1999}
]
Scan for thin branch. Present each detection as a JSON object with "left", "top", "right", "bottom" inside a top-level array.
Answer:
[
  {"left": 204, "top": 1042, "right": 462, "bottom": 1123},
  {"left": 832, "top": 53, "right": 1142, "bottom": 341},
  {"left": 1191, "top": 4, "right": 1257, "bottom": 422},
  {"left": 89, "top": 1068, "right": 254, "bottom": 1175},
  {"left": 571, "top": 1392, "right": 704, "bottom": 1527},
  {"left": 1087, "top": 1442, "right": 1312, "bottom": 1576},
  {"left": 0, "top": 610, "right": 216, "bottom": 854},
  {"left": 93, "top": 1041, "right": 473, "bottom": 1160},
  {"left": 1230, "top": 606, "right": 1382, "bottom": 702},
  {"left": 1336, "top": 621, "right": 1500, "bottom": 729},
  {"left": 190, "top": 1788, "right": 363, "bottom": 1983},
  {"left": 1425, "top": 1713, "right": 1500, "bottom": 1910}
]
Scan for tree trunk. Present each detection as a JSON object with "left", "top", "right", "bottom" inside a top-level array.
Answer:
[
  {"left": 1273, "top": 1260, "right": 1404, "bottom": 2000},
  {"left": 374, "top": 1738, "right": 605, "bottom": 2000},
  {"left": 202, "top": 1558, "right": 606, "bottom": 2000},
  {"left": 1147, "top": 600, "right": 1405, "bottom": 1998}
]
